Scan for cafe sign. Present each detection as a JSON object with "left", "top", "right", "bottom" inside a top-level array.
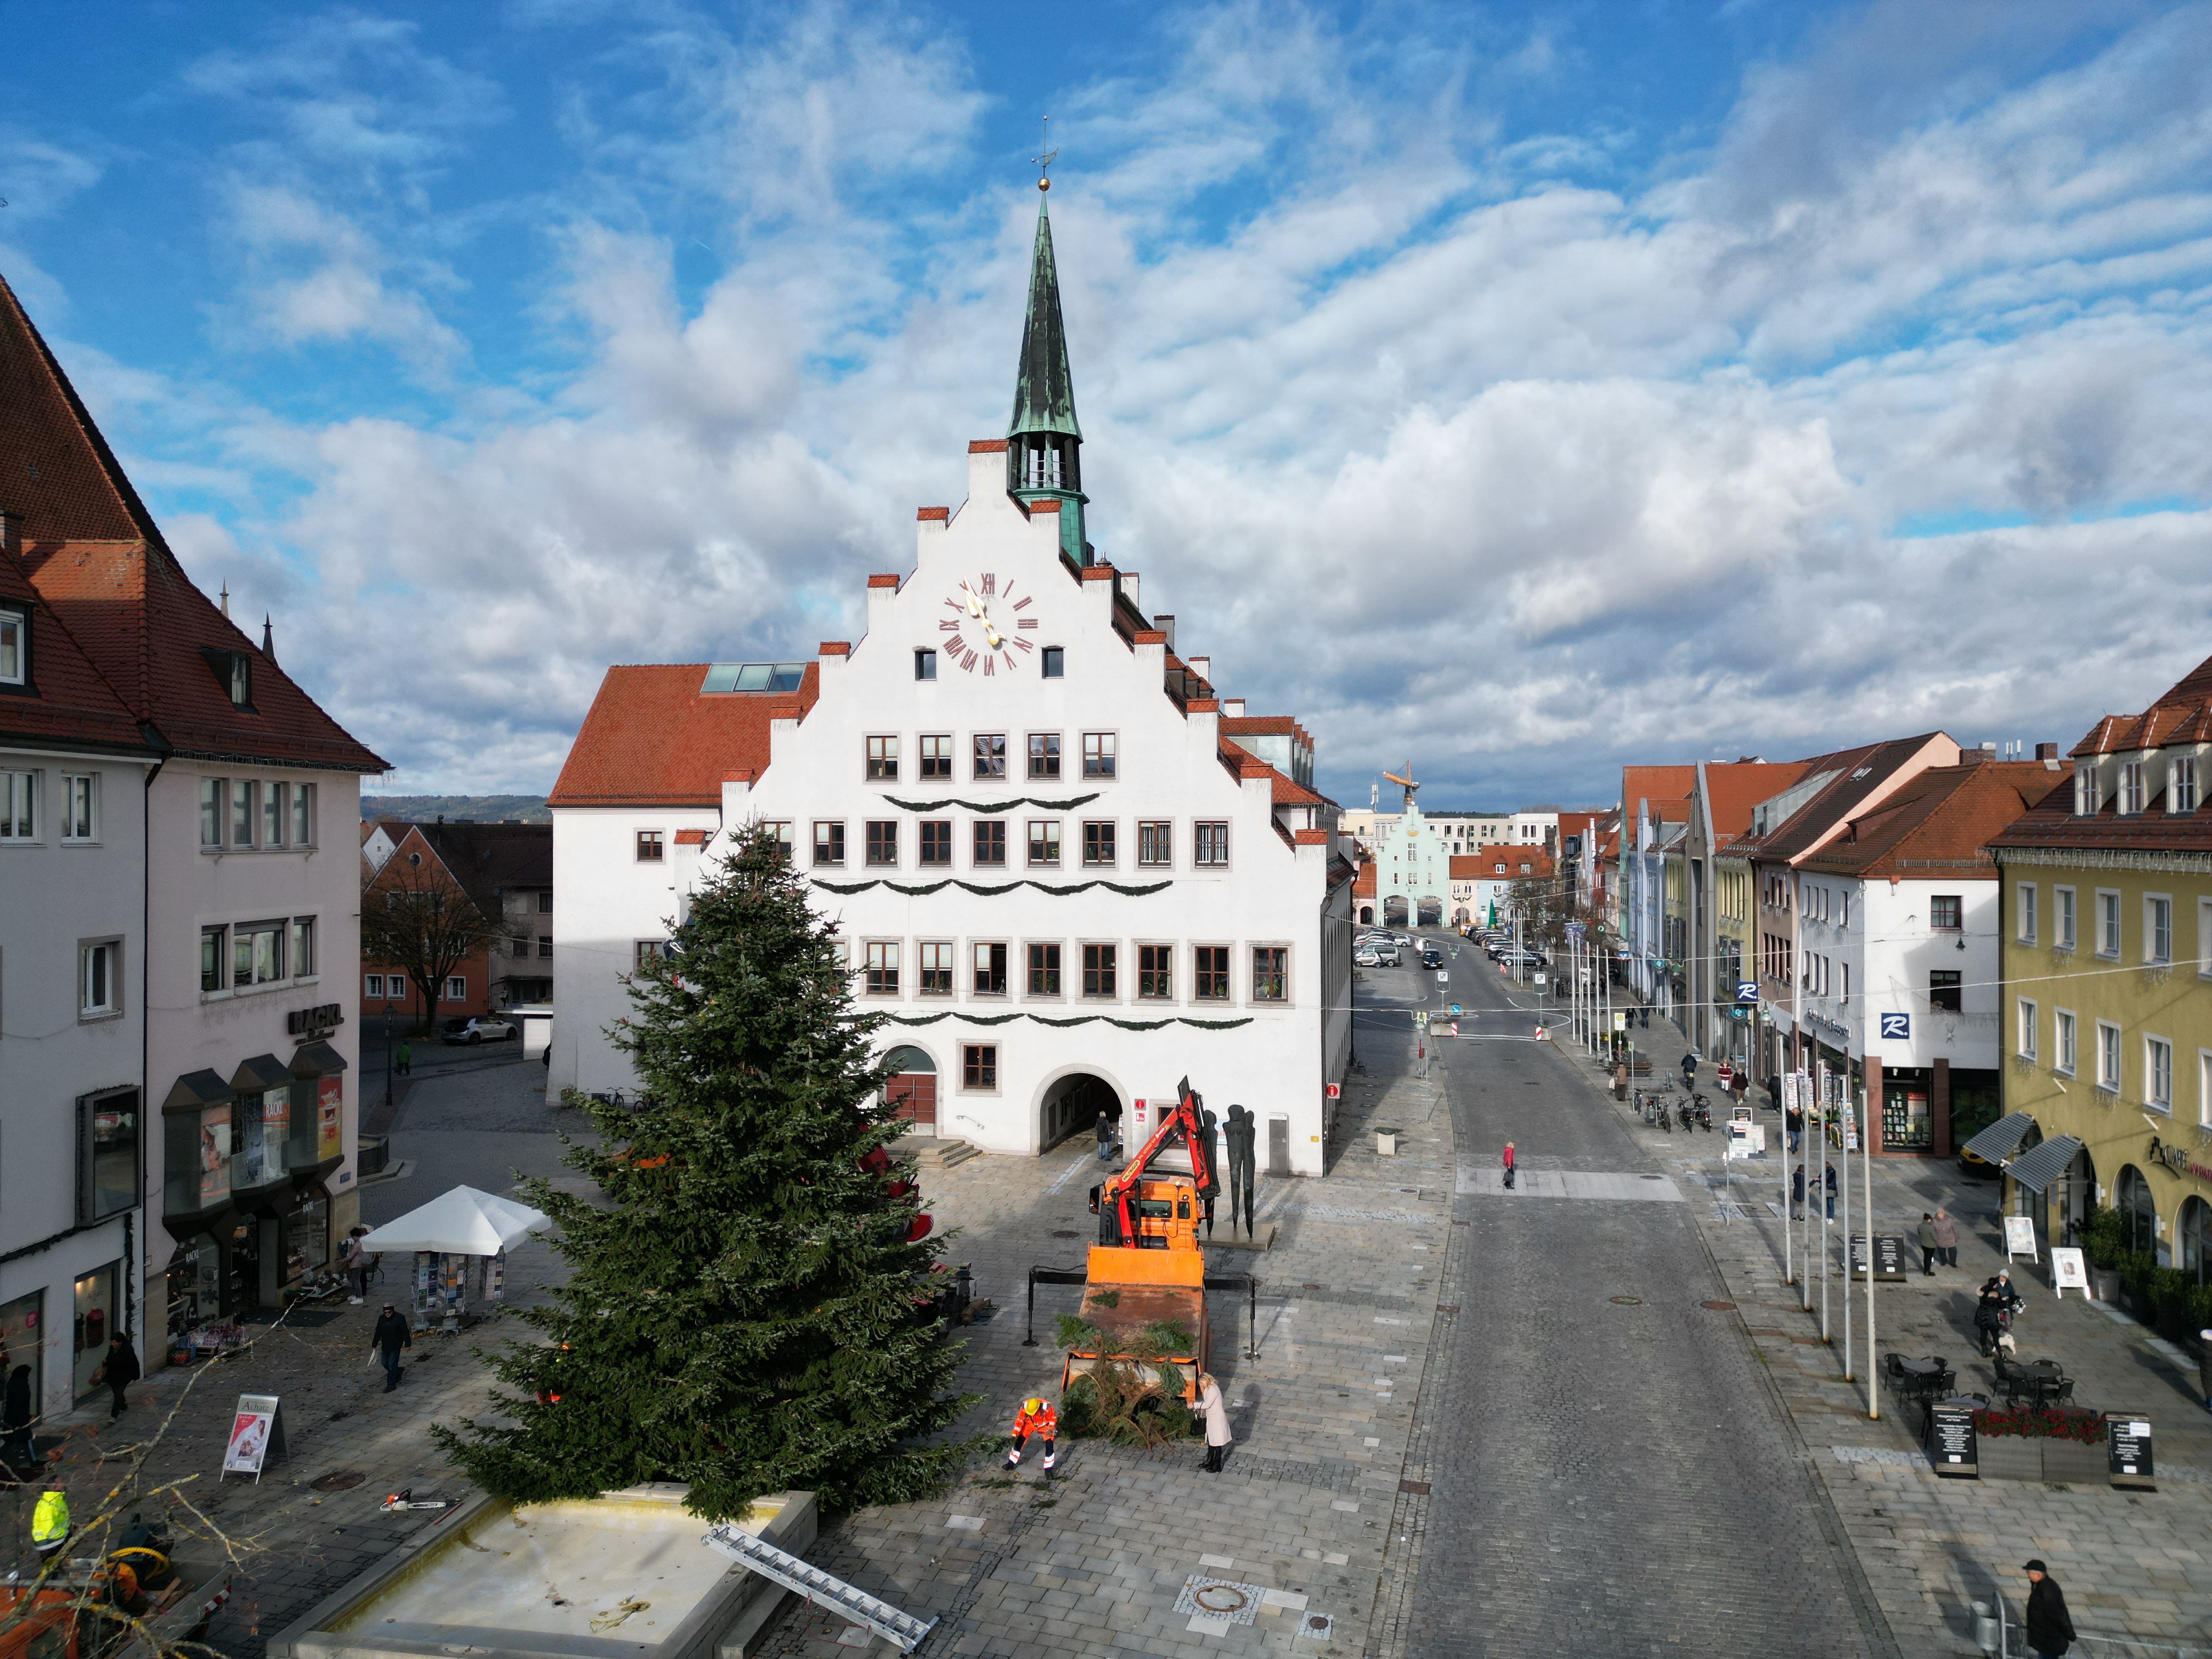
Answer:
[
  {"left": 2147, "top": 1136, "right": 2212, "bottom": 1184},
  {"left": 286, "top": 1002, "right": 346, "bottom": 1037}
]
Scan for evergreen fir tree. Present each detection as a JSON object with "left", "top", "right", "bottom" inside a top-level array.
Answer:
[{"left": 437, "top": 822, "right": 981, "bottom": 1515}]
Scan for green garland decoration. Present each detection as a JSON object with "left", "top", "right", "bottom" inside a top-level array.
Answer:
[
  {"left": 877, "top": 1010, "right": 1251, "bottom": 1032},
  {"left": 883, "top": 793, "right": 1102, "bottom": 814},
  {"left": 811, "top": 877, "right": 1173, "bottom": 899}
]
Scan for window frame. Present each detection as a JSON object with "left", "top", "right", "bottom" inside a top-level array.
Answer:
[
  {"left": 199, "top": 777, "right": 223, "bottom": 848},
  {"left": 2096, "top": 888, "right": 2122, "bottom": 958},
  {"left": 2096, "top": 1018, "right": 2123, "bottom": 1093},
  {"left": 973, "top": 819, "right": 1007, "bottom": 867},
  {"left": 2175, "top": 754, "right": 2200, "bottom": 814},
  {"left": 918, "top": 819, "right": 953, "bottom": 866},
  {"left": 291, "top": 916, "right": 316, "bottom": 979},
  {"left": 2146, "top": 893, "right": 2174, "bottom": 964},
  {"left": 1138, "top": 821, "right": 1172, "bottom": 867},
  {"left": 866, "top": 735, "right": 900, "bottom": 782},
  {"left": 1137, "top": 941, "right": 1174, "bottom": 1001},
  {"left": 200, "top": 924, "right": 228, "bottom": 994},
  {"left": 1928, "top": 969, "right": 1962, "bottom": 1013},
  {"left": 2016, "top": 882, "right": 2036, "bottom": 944},
  {"left": 918, "top": 940, "right": 955, "bottom": 996},
  {"left": 1026, "top": 819, "right": 1061, "bottom": 867},
  {"left": 261, "top": 779, "right": 285, "bottom": 849},
  {"left": 1193, "top": 944, "right": 1232, "bottom": 1002},
  {"left": 2146, "top": 1034, "right": 2174, "bottom": 1113},
  {"left": 0, "top": 766, "right": 33, "bottom": 842},
  {"left": 919, "top": 734, "right": 953, "bottom": 780},
  {"left": 973, "top": 733, "right": 1007, "bottom": 780},
  {"left": 230, "top": 778, "right": 256, "bottom": 848},
  {"left": 1025, "top": 940, "right": 1063, "bottom": 998},
  {"left": 445, "top": 974, "right": 468, "bottom": 1001},
  {"left": 1081, "top": 820, "right": 1115, "bottom": 867},
  {"left": 232, "top": 919, "right": 286, "bottom": 989},
  {"left": 1194, "top": 821, "right": 1230, "bottom": 868},
  {"left": 1081, "top": 941, "right": 1116, "bottom": 999},
  {"left": 865, "top": 820, "right": 899, "bottom": 867},
  {"left": 78, "top": 937, "right": 122, "bottom": 1020},
  {"left": 812, "top": 821, "right": 845, "bottom": 866},
  {"left": 2017, "top": 997, "right": 2037, "bottom": 1061},
  {"left": 1928, "top": 894, "right": 1962, "bottom": 933},
  {"left": 59, "top": 772, "right": 96, "bottom": 843},
  {"left": 1081, "top": 732, "right": 1116, "bottom": 779},
  {"left": 1026, "top": 732, "right": 1062, "bottom": 780},
  {"left": 2200, "top": 896, "right": 2212, "bottom": 979},
  {"left": 635, "top": 829, "right": 665, "bottom": 863},
  {"left": 2120, "top": 760, "right": 2145, "bottom": 816},
  {"left": 0, "top": 607, "right": 22, "bottom": 686},
  {"left": 2055, "top": 1008, "right": 2077, "bottom": 1076},
  {"left": 961, "top": 1042, "right": 998, "bottom": 1092},
  {"left": 77, "top": 1086, "right": 140, "bottom": 1226},
  {"left": 971, "top": 940, "right": 1008, "bottom": 996},
  {"left": 1041, "top": 646, "right": 1064, "bottom": 679},
  {"left": 913, "top": 647, "right": 937, "bottom": 681},
  {"left": 864, "top": 940, "right": 901, "bottom": 997},
  {"left": 365, "top": 973, "right": 386, "bottom": 1001},
  {"left": 1251, "top": 945, "right": 1289, "bottom": 1003},
  {"left": 2073, "top": 763, "right": 2097, "bottom": 816},
  {"left": 2055, "top": 885, "right": 2076, "bottom": 951},
  {"left": 291, "top": 782, "right": 316, "bottom": 847}
]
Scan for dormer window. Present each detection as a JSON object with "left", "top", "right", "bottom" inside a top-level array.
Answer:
[
  {"left": 0, "top": 608, "right": 22, "bottom": 686},
  {"left": 2119, "top": 761, "right": 2145, "bottom": 816},
  {"left": 201, "top": 647, "right": 255, "bottom": 709},
  {"left": 2074, "top": 763, "right": 2097, "bottom": 816},
  {"left": 2174, "top": 757, "right": 2199, "bottom": 814}
]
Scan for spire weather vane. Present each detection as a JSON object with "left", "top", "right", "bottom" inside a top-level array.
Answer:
[{"left": 1033, "top": 115, "right": 1057, "bottom": 191}]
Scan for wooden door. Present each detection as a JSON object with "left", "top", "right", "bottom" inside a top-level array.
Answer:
[{"left": 887, "top": 1074, "right": 936, "bottom": 1130}]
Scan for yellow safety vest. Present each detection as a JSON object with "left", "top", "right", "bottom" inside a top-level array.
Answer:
[{"left": 32, "top": 1488, "right": 69, "bottom": 1544}]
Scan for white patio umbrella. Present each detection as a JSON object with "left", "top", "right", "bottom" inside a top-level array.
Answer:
[{"left": 359, "top": 1184, "right": 550, "bottom": 1256}]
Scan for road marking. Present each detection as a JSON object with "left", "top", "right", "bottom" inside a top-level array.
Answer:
[
  {"left": 1455, "top": 1163, "right": 1685, "bottom": 1201},
  {"left": 1047, "top": 1148, "right": 1096, "bottom": 1194}
]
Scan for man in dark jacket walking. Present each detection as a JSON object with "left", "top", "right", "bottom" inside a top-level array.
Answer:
[
  {"left": 371, "top": 1304, "right": 412, "bottom": 1392},
  {"left": 101, "top": 1334, "right": 141, "bottom": 1420},
  {"left": 1094, "top": 1109, "right": 1114, "bottom": 1163},
  {"left": 2023, "top": 1560, "right": 2075, "bottom": 1656}
]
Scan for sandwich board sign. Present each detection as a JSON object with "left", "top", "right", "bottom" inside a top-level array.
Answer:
[
  {"left": 2051, "top": 1246, "right": 2089, "bottom": 1299},
  {"left": 2004, "top": 1215, "right": 2039, "bottom": 1262},
  {"left": 222, "top": 1393, "right": 286, "bottom": 1482}
]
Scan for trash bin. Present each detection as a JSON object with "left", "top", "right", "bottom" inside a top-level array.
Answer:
[{"left": 1376, "top": 1127, "right": 1400, "bottom": 1157}]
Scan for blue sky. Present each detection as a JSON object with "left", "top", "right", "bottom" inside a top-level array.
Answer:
[{"left": 7, "top": 1, "right": 2210, "bottom": 808}]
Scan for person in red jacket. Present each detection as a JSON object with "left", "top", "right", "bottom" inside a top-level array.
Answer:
[
  {"left": 1006, "top": 1397, "right": 1057, "bottom": 1471},
  {"left": 1502, "top": 1141, "right": 1516, "bottom": 1190}
]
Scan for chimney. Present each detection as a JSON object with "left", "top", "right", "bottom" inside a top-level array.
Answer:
[
  {"left": 1223, "top": 698, "right": 1246, "bottom": 718},
  {"left": 1153, "top": 614, "right": 1176, "bottom": 653},
  {"left": 219, "top": 580, "right": 230, "bottom": 619},
  {"left": 1187, "top": 654, "right": 1211, "bottom": 685},
  {"left": 262, "top": 613, "right": 277, "bottom": 665},
  {"left": 2035, "top": 742, "right": 2058, "bottom": 761},
  {"left": 1119, "top": 571, "right": 1139, "bottom": 611}
]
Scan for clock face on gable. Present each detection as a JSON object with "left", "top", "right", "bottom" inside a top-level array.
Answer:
[{"left": 938, "top": 571, "right": 1039, "bottom": 676}]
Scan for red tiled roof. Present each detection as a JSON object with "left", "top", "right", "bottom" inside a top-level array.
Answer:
[
  {"left": 0, "top": 543, "right": 151, "bottom": 754},
  {"left": 1221, "top": 715, "right": 1297, "bottom": 736},
  {"left": 1455, "top": 843, "right": 1554, "bottom": 879},
  {"left": 674, "top": 828, "right": 710, "bottom": 845},
  {"left": 548, "top": 663, "right": 819, "bottom": 807},
  {"left": 968, "top": 439, "right": 1008, "bottom": 453},
  {"left": 1702, "top": 761, "right": 1812, "bottom": 839},
  {"left": 1353, "top": 861, "right": 1376, "bottom": 898},
  {"left": 0, "top": 271, "right": 385, "bottom": 773},
  {"left": 1622, "top": 765, "right": 1695, "bottom": 810},
  {"left": 1802, "top": 762, "right": 2058, "bottom": 878},
  {"left": 1293, "top": 828, "right": 1328, "bottom": 845}
]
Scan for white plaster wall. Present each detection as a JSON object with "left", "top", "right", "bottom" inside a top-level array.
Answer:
[
  {"left": 0, "top": 748, "right": 151, "bottom": 1420},
  {"left": 146, "top": 763, "right": 366, "bottom": 1334},
  {"left": 1864, "top": 877, "right": 2002, "bottom": 1072},
  {"left": 553, "top": 454, "right": 1340, "bottom": 1171}
]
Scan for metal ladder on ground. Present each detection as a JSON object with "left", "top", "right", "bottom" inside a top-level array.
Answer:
[{"left": 701, "top": 1523, "right": 937, "bottom": 1654}]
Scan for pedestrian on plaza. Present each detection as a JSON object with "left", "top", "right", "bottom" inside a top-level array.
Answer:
[
  {"left": 1680, "top": 1052, "right": 1697, "bottom": 1088},
  {"left": 1917, "top": 1214, "right": 1939, "bottom": 1276},
  {"left": 1766, "top": 1074, "right": 1781, "bottom": 1111},
  {"left": 370, "top": 1303, "right": 411, "bottom": 1392},
  {"left": 1786, "top": 1102, "right": 1804, "bottom": 1154},
  {"left": 341, "top": 1227, "right": 374, "bottom": 1304},
  {"left": 1612, "top": 1059, "right": 1628, "bottom": 1101},
  {"left": 1933, "top": 1209, "right": 1959, "bottom": 1268},
  {"left": 1005, "top": 1396, "right": 1057, "bottom": 1473},
  {"left": 1197, "top": 1372, "right": 1232, "bottom": 1474},
  {"left": 99, "top": 1333, "right": 140, "bottom": 1421},
  {"left": 1977, "top": 1271, "right": 2022, "bottom": 1356},
  {"left": 2, "top": 1364, "right": 33, "bottom": 1468},
  {"left": 2022, "top": 1560, "right": 2075, "bottom": 1657},
  {"left": 396, "top": 1040, "right": 412, "bottom": 1076},
  {"left": 31, "top": 1477, "right": 69, "bottom": 1559},
  {"left": 1791, "top": 1166, "right": 1804, "bottom": 1218},
  {"left": 1502, "top": 1141, "right": 1516, "bottom": 1190},
  {"left": 1824, "top": 1163, "right": 1838, "bottom": 1220},
  {"left": 1094, "top": 1109, "right": 1113, "bottom": 1163}
]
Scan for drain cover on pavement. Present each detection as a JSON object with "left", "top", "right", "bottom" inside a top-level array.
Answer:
[
  {"left": 1297, "top": 1612, "right": 1336, "bottom": 1642},
  {"left": 311, "top": 1470, "right": 366, "bottom": 1492},
  {"left": 1173, "top": 1576, "right": 1265, "bottom": 1626},
  {"left": 1701, "top": 1300, "right": 1737, "bottom": 1311},
  {"left": 1610, "top": 1295, "right": 1641, "bottom": 1305}
]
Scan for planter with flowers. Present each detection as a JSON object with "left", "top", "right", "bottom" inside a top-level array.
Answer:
[{"left": 1972, "top": 1406, "right": 2108, "bottom": 1482}]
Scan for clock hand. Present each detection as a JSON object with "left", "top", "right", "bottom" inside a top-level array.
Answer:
[
  {"left": 984, "top": 623, "right": 1004, "bottom": 648},
  {"left": 962, "top": 584, "right": 985, "bottom": 619}
]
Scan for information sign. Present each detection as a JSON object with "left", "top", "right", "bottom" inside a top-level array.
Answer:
[
  {"left": 2003, "top": 1215, "right": 2040, "bottom": 1263},
  {"left": 1849, "top": 1235, "right": 1911, "bottom": 1280},
  {"left": 2109, "top": 1413, "right": 2154, "bottom": 1483},
  {"left": 1928, "top": 1399, "right": 1978, "bottom": 1476},
  {"left": 222, "top": 1393, "right": 286, "bottom": 1482},
  {"left": 1879, "top": 1012, "right": 1911, "bottom": 1041},
  {"left": 1531, "top": 973, "right": 1545, "bottom": 989},
  {"left": 1612, "top": 1013, "right": 1626, "bottom": 1031},
  {"left": 1448, "top": 1004, "right": 1462, "bottom": 1017},
  {"left": 2051, "top": 1246, "right": 2089, "bottom": 1298},
  {"left": 1735, "top": 981, "right": 1760, "bottom": 1004}
]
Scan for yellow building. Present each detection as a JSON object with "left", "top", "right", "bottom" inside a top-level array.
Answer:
[{"left": 1989, "top": 653, "right": 2212, "bottom": 1272}]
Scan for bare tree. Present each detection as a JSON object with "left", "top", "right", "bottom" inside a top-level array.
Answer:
[{"left": 360, "top": 859, "right": 511, "bottom": 1036}]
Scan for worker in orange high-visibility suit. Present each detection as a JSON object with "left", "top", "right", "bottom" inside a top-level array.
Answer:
[{"left": 1006, "top": 1397, "right": 1057, "bottom": 1471}]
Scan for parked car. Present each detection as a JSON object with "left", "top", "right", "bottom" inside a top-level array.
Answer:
[
  {"left": 1392, "top": 933, "right": 1413, "bottom": 946},
  {"left": 1371, "top": 940, "right": 1402, "bottom": 965},
  {"left": 1354, "top": 948, "right": 1381, "bottom": 967},
  {"left": 442, "top": 1016, "right": 518, "bottom": 1045}
]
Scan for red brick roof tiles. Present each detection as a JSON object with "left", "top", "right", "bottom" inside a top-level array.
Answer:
[
  {"left": 1803, "top": 762, "right": 2058, "bottom": 878},
  {"left": 0, "top": 543, "right": 151, "bottom": 754},
  {"left": 548, "top": 662, "right": 820, "bottom": 808},
  {"left": 967, "top": 439, "right": 1008, "bottom": 453}
]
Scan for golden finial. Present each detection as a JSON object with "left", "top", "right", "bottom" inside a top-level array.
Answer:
[{"left": 1034, "top": 115, "right": 1057, "bottom": 192}]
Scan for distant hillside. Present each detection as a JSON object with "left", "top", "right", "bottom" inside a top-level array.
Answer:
[{"left": 362, "top": 794, "right": 550, "bottom": 825}]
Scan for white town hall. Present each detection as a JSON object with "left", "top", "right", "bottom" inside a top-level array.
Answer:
[{"left": 548, "top": 178, "right": 1355, "bottom": 1174}]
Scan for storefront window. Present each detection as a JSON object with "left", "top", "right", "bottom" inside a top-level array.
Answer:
[
  {"left": 234, "top": 1090, "right": 292, "bottom": 1188},
  {"left": 285, "top": 1199, "right": 330, "bottom": 1284},
  {"left": 285, "top": 1079, "right": 322, "bottom": 1169},
  {"left": 72, "top": 1265, "right": 116, "bottom": 1400},
  {"left": 81, "top": 1091, "right": 140, "bottom": 1222},
  {"left": 1882, "top": 1084, "right": 1932, "bottom": 1150},
  {"left": 165, "top": 1239, "right": 223, "bottom": 1337},
  {"left": 317, "top": 1076, "right": 344, "bottom": 1162},
  {"left": 165, "top": 1104, "right": 233, "bottom": 1215},
  {"left": 1, "top": 1290, "right": 43, "bottom": 1427}
]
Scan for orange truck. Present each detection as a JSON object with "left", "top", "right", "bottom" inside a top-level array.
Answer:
[
  {"left": 1063, "top": 1078, "right": 1222, "bottom": 1402},
  {"left": 0, "top": 1541, "right": 230, "bottom": 1659}
]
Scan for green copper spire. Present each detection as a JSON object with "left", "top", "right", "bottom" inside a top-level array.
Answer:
[{"left": 1008, "top": 191, "right": 1081, "bottom": 447}]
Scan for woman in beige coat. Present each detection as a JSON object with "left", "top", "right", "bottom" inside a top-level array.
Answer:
[{"left": 1197, "top": 1373, "right": 1231, "bottom": 1473}]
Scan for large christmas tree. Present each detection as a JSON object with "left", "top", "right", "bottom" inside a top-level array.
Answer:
[{"left": 438, "top": 823, "right": 980, "bottom": 1515}]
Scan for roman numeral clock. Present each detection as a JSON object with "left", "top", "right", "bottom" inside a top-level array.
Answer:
[{"left": 939, "top": 573, "right": 1038, "bottom": 675}]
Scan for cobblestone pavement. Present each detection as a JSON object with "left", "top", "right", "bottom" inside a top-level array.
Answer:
[
  {"left": 1592, "top": 1039, "right": 2212, "bottom": 1653},
  {"left": 1403, "top": 945, "right": 1897, "bottom": 1658}
]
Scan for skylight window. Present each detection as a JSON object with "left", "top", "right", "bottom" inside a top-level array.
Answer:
[{"left": 701, "top": 662, "right": 808, "bottom": 694}]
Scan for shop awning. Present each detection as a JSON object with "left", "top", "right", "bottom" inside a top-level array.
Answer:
[
  {"left": 2003, "top": 1134, "right": 2086, "bottom": 1195},
  {"left": 163, "top": 1069, "right": 232, "bottom": 1113},
  {"left": 1962, "top": 1111, "right": 2039, "bottom": 1165},
  {"left": 233, "top": 1053, "right": 294, "bottom": 1093},
  {"left": 289, "top": 1040, "right": 348, "bottom": 1076}
]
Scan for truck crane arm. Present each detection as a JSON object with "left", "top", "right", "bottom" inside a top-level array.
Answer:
[{"left": 1091, "top": 1076, "right": 1218, "bottom": 1246}]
